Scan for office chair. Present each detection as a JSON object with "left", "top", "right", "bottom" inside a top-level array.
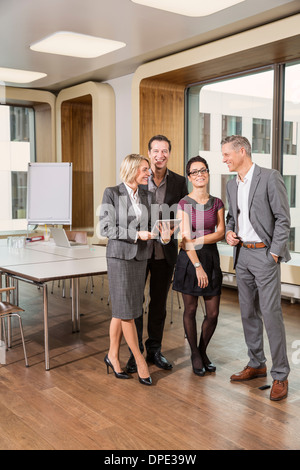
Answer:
[{"left": 0, "top": 286, "right": 29, "bottom": 367}]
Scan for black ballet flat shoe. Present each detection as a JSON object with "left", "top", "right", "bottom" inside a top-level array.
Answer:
[
  {"left": 192, "top": 366, "right": 206, "bottom": 377},
  {"left": 138, "top": 375, "right": 152, "bottom": 386},
  {"left": 104, "top": 354, "right": 130, "bottom": 379}
]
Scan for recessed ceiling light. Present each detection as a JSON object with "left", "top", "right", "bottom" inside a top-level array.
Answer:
[
  {"left": 131, "top": 0, "right": 245, "bottom": 17},
  {"left": 0, "top": 67, "right": 47, "bottom": 84},
  {"left": 30, "top": 31, "right": 126, "bottom": 58}
]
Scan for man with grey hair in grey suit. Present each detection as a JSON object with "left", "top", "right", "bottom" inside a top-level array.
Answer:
[{"left": 222, "top": 135, "right": 290, "bottom": 401}]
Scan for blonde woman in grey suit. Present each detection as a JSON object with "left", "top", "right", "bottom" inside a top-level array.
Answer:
[{"left": 100, "top": 154, "right": 155, "bottom": 386}]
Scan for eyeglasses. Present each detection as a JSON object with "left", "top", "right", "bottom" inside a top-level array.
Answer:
[{"left": 188, "top": 168, "right": 209, "bottom": 176}]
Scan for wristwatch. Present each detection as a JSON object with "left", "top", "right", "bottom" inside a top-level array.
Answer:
[{"left": 194, "top": 262, "right": 201, "bottom": 268}]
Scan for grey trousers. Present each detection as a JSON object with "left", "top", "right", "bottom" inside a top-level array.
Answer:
[{"left": 235, "top": 246, "right": 290, "bottom": 381}]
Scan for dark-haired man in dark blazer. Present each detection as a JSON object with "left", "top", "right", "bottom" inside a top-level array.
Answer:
[{"left": 126, "top": 135, "right": 188, "bottom": 372}]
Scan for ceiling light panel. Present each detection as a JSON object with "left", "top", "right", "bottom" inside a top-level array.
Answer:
[
  {"left": 0, "top": 67, "right": 47, "bottom": 84},
  {"left": 131, "top": 0, "right": 245, "bottom": 17},
  {"left": 30, "top": 31, "right": 126, "bottom": 58}
]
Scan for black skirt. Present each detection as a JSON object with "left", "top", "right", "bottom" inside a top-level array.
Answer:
[{"left": 173, "top": 244, "right": 222, "bottom": 297}]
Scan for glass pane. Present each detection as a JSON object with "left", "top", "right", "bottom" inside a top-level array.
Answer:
[
  {"left": 283, "top": 62, "right": 300, "bottom": 253},
  {"left": 11, "top": 172, "right": 27, "bottom": 219},
  {"left": 0, "top": 104, "right": 35, "bottom": 232},
  {"left": 199, "top": 112, "right": 210, "bottom": 150},
  {"left": 10, "top": 107, "right": 31, "bottom": 142},
  {"left": 186, "top": 69, "right": 274, "bottom": 226},
  {"left": 252, "top": 118, "right": 271, "bottom": 154},
  {"left": 222, "top": 115, "right": 242, "bottom": 140}
]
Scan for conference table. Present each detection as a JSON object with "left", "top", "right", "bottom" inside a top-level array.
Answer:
[{"left": 0, "top": 239, "right": 107, "bottom": 370}]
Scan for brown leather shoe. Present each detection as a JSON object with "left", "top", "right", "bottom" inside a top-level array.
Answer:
[
  {"left": 230, "top": 365, "right": 267, "bottom": 381},
  {"left": 270, "top": 380, "right": 288, "bottom": 401}
]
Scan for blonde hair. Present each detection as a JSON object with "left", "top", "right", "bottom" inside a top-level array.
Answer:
[{"left": 120, "top": 154, "right": 150, "bottom": 184}]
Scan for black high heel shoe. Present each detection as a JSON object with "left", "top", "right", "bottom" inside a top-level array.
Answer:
[
  {"left": 138, "top": 375, "right": 152, "bottom": 386},
  {"left": 201, "top": 353, "right": 216, "bottom": 372},
  {"left": 104, "top": 354, "right": 130, "bottom": 379},
  {"left": 191, "top": 354, "right": 206, "bottom": 377},
  {"left": 204, "top": 362, "right": 216, "bottom": 373},
  {"left": 192, "top": 366, "right": 206, "bottom": 377}
]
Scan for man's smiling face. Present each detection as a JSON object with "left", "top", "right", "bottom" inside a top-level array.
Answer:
[
  {"left": 148, "top": 140, "right": 170, "bottom": 172},
  {"left": 222, "top": 142, "right": 244, "bottom": 173}
]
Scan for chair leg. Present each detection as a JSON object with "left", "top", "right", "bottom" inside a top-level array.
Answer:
[
  {"left": 8, "top": 314, "right": 29, "bottom": 367},
  {"left": 17, "top": 315, "right": 29, "bottom": 367},
  {"left": 85, "top": 276, "right": 94, "bottom": 294},
  {"left": 177, "top": 291, "right": 181, "bottom": 309},
  {"left": 0, "top": 319, "right": 6, "bottom": 365},
  {"left": 100, "top": 276, "right": 104, "bottom": 300},
  {"left": 1, "top": 317, "right": 7, "bottom": 350}
]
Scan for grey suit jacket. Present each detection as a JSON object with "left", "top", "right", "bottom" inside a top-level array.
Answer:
[
  {"left": 99, "top": 183, "right": 154, "bottom": 260},
  {"left": 226, "top": 164, "right": 291, "bottom": 267}
]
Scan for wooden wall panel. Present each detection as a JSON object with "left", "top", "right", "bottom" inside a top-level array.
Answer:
[
  {"left": 139, "top": 79, "right": 186, "bottom": 176},
  {"left": 61, "top": 95, "right": 93, "bottom": 230}
]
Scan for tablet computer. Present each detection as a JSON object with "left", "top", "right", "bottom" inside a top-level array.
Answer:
[{"left": 151, "top": 218, "right": 181, "bottom": 235}]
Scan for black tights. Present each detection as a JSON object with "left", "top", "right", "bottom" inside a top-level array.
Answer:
[{"left": 182, "top": 294, "right": 220, "bottom": 369}]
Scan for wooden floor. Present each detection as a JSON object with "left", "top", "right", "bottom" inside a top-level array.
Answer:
[{"left": 0, "top": 275, "right": 300, "bottom": 450}]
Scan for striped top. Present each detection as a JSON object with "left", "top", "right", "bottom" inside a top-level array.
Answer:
[{"left": 178, "top": 195, "right": 224, "bottom": 238}]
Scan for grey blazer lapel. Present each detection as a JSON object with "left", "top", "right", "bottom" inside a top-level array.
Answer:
[
  {"left": 248, "top": 164, "right": 261, "bottom": 210},
  {"left": 118, "top": 182, "right": 134, "bottom": 215},
  {"left": 229, "top": 178, "right": 238, "bottom": 222},
  {"left": 118, "top": 182, "right": 131, "bottom": 204}
]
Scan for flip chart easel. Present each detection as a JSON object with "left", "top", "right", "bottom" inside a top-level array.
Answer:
[{"left": 27, "top": 162, "right": 72, "bottom": 226}]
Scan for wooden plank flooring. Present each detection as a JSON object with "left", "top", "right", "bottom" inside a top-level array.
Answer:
[{"left": 0, "top": 276, "right": 300, "bottom": 450}]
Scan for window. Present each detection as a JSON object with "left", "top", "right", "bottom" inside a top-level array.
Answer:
[
  {"left": 10, "top": 107, "right": 31, "bottom": 142},
  {"left": 186, "top": 68, "right": 274, "bottom": 212},
  {"left": 283, "top": 62, "right": 300, "bottom": 253},
  {"left": 252, "top": 118, "right": 271, "bottom": 154},
  {"left": 0, "top": 104, "right": 35, "bottom": 232},
  {"left": 221, "top": 174, "right": 236, "bottom": 211},
  {"left": 186, "top": 63, "right": 300, "bottom": 253},
  {"left": 283, "top": 121, "right": 297, "bottom": 155},
  {"left": 283, "top": 175, "right": 296, "bottom": 208},
  {"left": 222, "top": 115, "right": 242, "bottom": 140},
  {"left": 11, "top": 172, "right": 27, "bottom": 219},
  {"left": 288, "top": 227, "right": 295, "bottom": 252},
  {"left": 199, "top": 112, "right": 210, "bottom": 151}
]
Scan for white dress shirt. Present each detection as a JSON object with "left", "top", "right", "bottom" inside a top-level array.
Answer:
[
  {"left": 124, "top": 183, "right": 142, "bottom": 222},
  {"left": 236, "top": 163, "right": 261, "bottom": 243}
]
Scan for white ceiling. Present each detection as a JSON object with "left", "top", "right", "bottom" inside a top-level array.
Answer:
[{"left": 0, "top": 0, "right": 299, "bottom": 92}]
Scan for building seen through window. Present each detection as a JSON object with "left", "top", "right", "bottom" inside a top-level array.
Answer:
[
  {"left": 0, "top": 104, "right": 35, "bottom": 233},
  {"left": 186, "top": 63, "right": 300, "bottom": 253}
]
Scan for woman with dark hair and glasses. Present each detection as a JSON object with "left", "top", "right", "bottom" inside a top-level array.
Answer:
[{"left": 173, "top": 156, "right": 225, "bottom": 376}]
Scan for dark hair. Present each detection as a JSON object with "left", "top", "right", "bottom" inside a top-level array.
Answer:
[
  {"left": 186, "top": 156, "right": 209, "bottom": 175},
  {"left": 148, "top": 135, "right": 171, "bottom": 152}
]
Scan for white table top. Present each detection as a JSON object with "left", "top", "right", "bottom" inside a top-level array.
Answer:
[
  {"left": 25, "top": 241, "right": 107, "bottom": 259},
  {"left": 2, "top": 257, "right": 108, "bottom": 283},
  {"left": 0, "top": 240, "right": 107, "bottom": 283},
  {"left": 0, "top": 246, "right": 68, "bottom": 266}
]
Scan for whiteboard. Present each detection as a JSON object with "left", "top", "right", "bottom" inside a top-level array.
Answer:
[{"left": 27, "top": 162, "right": 72, "bottom": 225}]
